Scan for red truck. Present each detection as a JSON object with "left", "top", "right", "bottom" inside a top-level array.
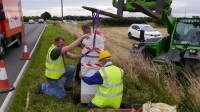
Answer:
[{"left": 0, "top": 0, "right": 24, "bottom": 59}]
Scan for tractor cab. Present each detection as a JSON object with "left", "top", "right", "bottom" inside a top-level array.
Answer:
[
  {"left": 130, "top": 18, "right": 200, "bottom": 65},
  {"left": 172, "top": 18, "right": 200, "bottom": 48}
]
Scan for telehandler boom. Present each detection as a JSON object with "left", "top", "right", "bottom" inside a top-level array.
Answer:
[{"left": 83, "top": 0, "right": 200, "bottom": 76}]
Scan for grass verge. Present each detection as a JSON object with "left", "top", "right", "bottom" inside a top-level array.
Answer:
[{"left": 7, "top": 24, "right": 89, "bottom": 112}]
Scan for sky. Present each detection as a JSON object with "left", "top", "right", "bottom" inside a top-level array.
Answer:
[{"left": 21, "top": 0, "right": 200, "bottom": 18}]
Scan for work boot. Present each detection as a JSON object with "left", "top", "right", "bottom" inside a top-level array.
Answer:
[
  {"left": 36, "top": 83, "right": 42, "bottom": 94},
  {"left": 120, "top": 102, "right": 132, "bottom": 109},
  {"left": 65, "top": 87, "right": 73, "bottom": 91},
  {"left": 75, "top": 79, "right": 81, "bottom": 85}
]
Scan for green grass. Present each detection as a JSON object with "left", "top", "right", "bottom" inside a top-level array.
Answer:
[
  {"left": 7, "top": 25, "right": 89, "bottom": 112},
  {"left": 45, "top": 19, "right": 58, "bottom": 24},
  {"left": 7, "top": 23, "right": 200, "bottom": 112}
]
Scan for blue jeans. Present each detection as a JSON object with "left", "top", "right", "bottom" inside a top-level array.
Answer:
[{"left": 41, "top": 65, "right": 75, "bottom": 99}]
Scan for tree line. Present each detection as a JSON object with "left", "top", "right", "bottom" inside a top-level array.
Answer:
[{"left": 23, "top": 11, "right": 200, "bottom": 27}]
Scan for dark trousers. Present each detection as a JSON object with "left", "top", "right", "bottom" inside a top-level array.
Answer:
[{"left": 75, "top": 59, "right": 81, "bottom": 81}]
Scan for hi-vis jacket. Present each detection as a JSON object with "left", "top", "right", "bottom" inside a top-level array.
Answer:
[
  {"left": 45, "top": 45, "right": 66, "bottom": 79},
  {"left": 92, "top": 65, "right": 124, "bottom": 108}
]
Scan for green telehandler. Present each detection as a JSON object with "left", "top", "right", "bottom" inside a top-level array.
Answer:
[
  {"left": 83, "top": 0, "right": 200, "bottom": 76},
  {"left": 125, "top": 0, "right": 200, "bottom": 76}
]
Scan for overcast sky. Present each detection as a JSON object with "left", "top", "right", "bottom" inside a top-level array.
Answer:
[{"left": 21, "top": 0, "right": 200, "bottom": 18}]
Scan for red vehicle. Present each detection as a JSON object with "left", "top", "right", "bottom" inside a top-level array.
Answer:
[{"left": 0, "top": 0, "right": 25, "bottom": 58}]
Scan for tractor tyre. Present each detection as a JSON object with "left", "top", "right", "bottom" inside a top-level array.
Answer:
[
  {"left": 185, "top": 58, "right": 200, "bottom": 76},
  {"left": 176, "top": 73, "right": 191, "bottom": 87},
  {"left": 143, "top": 49, "right": 152, "bottom": 61},
  {"left": 128, "top": 32, "right": 133, "bottom": 39},
  {"left": 13, "top": 34, "right": 22, "bottom": 47},
  {"left": 0, "top": 41, "right": 5, "bottom": 59}
]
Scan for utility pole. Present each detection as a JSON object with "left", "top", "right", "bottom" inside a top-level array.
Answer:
[
  {"left": 185, "top": 9, "right": 186, "bottom": 17},
  {"left": 61, "top": 0, "right": 63, "bottom": 23}
]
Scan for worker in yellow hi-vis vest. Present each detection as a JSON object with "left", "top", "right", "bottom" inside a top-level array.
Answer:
[
  {"left": 36, "top": 35, "right": 89, "bottom": 99},
  {"left": 79, "top": 50, "right": 124, "bottom": 108}
]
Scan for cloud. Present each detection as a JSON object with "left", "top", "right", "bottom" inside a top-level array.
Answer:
[
  {"left": 171, "top": 0, "right": 200, "bottom": 17},
  {"left": 21, "top": 0, "right": 200, "bottom": 17}
]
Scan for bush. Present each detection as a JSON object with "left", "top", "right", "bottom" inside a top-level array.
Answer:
[
  {"left": 153, "top": 19, "right": 164, "bottom": 26},
  {"left": 99, "top": 18, "right": 146, "bottom": 26}
]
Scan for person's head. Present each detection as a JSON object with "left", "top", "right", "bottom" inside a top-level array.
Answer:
[
  {"left": 82, "top": 24, "right": 91, "bottom": 34},
  {"left": 98, "top": 50, "right": 112, "bottom": 66},
  {"left": 54, "top": 36, "right": 66, "bottom": 47}
]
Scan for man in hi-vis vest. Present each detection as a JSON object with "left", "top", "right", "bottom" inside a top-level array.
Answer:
[
  {"left": 79, "top": 50, "right": 124, "bottom": 108},
  {"left": 36, "top": 35, "right": 89, "bottom": 99},
  {"left": 75, "top": 24, "right": 106, "bottom": 83}
]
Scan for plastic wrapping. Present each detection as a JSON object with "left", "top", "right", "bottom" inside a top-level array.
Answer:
[{"left": 81, "top": 34, "right": 105, "bottom": 103}]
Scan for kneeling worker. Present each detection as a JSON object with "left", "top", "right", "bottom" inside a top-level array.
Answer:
[{"left": 79, "top": 50, "right": 124, "bottom": 108}]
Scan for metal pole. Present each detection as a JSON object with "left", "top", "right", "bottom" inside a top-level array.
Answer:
[{"left": 61, "top": 0, "right": 63, "bottom": 23}]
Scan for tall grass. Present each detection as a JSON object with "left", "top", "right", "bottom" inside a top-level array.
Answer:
[{"left": 60, "top": 21, "right": 200, "bottom": 111}]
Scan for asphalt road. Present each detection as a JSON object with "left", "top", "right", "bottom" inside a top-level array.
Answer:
[{"left": 0, "top": 23, "right": 46, "bottom": 109}]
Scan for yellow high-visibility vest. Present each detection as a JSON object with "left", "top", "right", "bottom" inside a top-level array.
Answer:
[
  {"left": 92, "top": 65, "right": 124, "bottom": 108},
  {"left": 45, "top": 44, "right": 66, "bottom": 79}
]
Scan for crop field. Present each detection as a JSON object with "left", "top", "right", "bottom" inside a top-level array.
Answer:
[{"left": 60, "top": 21, "right": 168, "bottom": 53}]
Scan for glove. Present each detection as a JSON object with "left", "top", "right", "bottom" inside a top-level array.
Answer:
[{"left": 78, "top": 43, "right": 85, "bottom": 49}]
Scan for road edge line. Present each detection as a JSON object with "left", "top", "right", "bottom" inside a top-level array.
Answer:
[{"left": 0, "top": 24, "right": 47, "bottom": 112}]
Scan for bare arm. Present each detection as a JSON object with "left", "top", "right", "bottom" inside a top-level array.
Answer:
[
  {"left": 61, "top": 34, "right": 89, "bottom": 54},
  {"left": 65, "top": 52, "right": 82, "bottom": 59},
  {"left": 100, "top": 34, "right": 106, "bottom": 42},
  {"left": 96, "top": 29, "right": 106, "bottom": 42}
]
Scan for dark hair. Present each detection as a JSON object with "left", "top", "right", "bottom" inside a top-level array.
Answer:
[
  {"left": 54, "top": 36, "right": 65, "bottom": 43},
  {"left": 82, "top": 24, "right": 90, "bottom": 30}
]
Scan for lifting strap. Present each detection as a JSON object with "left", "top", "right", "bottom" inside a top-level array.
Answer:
[{"left": 82, "top": 10, "right": 101, "bottom": 58}]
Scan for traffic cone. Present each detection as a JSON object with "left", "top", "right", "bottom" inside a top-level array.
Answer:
[
  {"left": 0, "top": 60, "right": 15, "bottom": 93},
  {"left": 21, "top": 42, "right": 31, "bottom": 60}
]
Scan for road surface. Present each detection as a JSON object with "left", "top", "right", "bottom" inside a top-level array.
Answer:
[{"left": 0, "top": 23, "right": 46, "bottom": 110}]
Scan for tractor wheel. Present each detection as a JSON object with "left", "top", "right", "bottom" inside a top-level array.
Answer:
[
  {"left": 184, "top": 58, "right": 200, "bottom": 76},
  {"left": 143, "top": 49, "right": 153, "bottom": 61},
  {"left": 128, "top": 32, "right": 133, "bottom": 39},
  {"left": 176, "top": 73, "right": 191, "bottom": 87}
]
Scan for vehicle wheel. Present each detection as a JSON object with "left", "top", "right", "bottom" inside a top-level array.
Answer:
[
  {"left": 128, "top": 32, "right": 133, "bottom": 39},
  {"left": 0, "top": 42, "right": 5, "bottom": 59},
  {"left": 13, "top": 34, "right": 22, "bottom": 47},
  {"left": 176, "top": 73, "right": 191, "bottom": 87},
  {"left": 143, "top": 49, "right": 153, "bottom": 61},
  {"left": 184, "top": 58, "right": 200, "bottom": 76}
]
